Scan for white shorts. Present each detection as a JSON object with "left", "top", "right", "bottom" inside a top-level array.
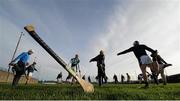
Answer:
[
  {"left": 28, "top": 72, "right": 33, "bottom": 77},
  {"left": 140, "top": 55, "right": 153, "bottom": 65}
]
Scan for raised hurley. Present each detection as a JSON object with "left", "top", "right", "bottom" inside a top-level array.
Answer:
[{"left": 24, "top": 25, "right": 94, "bottom": 93}]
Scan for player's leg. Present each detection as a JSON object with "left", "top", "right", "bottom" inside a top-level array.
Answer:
[
  {"left": 159, "top": 64, "right": 167, "bottom": 85},
  {"left": 27, "top": 72, "right": 32, "bottom": 84},
  {"left": 140, "top": 64, "right": 148, "bottom": 87},
  {"left": 148, "top": 62, "right": 159, "bottom": 85},
  {"left": 97, "top": 66, "right": 102, "bottom": 86},
  {"left": 12, "top": 71, "right": 23, "bottom": 87},
  {"left": 25, "top": 73, "right": 29, "bottom": 85}
]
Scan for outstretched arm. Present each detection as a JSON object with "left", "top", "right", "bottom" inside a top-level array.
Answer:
[
  {"left": 144, "top": 45, "right": 156, "bottom": 53},
  {"left": 117, "top": 47, "right": 133, "bottom": 56},
  {"left": 90, "top": 55, "right": 98, "bottom": 62}
]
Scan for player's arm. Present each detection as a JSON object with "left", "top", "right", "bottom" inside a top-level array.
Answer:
[
  {"left": 90, "top": 55, "right": 98, "bottom": 62},
  {"left": 117, "top": 47, "right": 133, "bottom": 56},
  {"left": 144, "top": 45, "right": 156, "bottom": 53}
]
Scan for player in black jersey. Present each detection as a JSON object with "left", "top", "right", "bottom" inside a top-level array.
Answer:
[{"left": 117, "top": 41, "right": 159, "bottom": 88}]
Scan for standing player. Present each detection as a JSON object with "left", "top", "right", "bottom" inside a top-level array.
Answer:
[
  {"left": 126, "top": 73, "right": 131, "bottom": 83},
  {"left": 66, "top": 54, "right": 80, "bottom": 84},
  {"left": 113, "top": 74, "right": 118, "bottom": 84},
  {"left": 90, "top": 50, "right": 106, "bottom": 86},
  {"left": 121, "top": 74, "right": 125, "bottom": 83}
]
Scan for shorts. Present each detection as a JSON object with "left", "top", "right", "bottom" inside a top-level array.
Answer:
[
  {"left": 140, "top": 55, "right": 153, "bottom": 65},
  {"left": 28, "top": 72, "right": 33, "bottom": 77}
]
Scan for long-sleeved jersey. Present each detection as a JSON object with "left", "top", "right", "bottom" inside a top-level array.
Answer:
[
  {"left": 12, "top": 52, "right": 30, "bottom": 64},
  {"left": 90, "top": 54, "right": 105, "bottom": 66},
  {"left": 117, "top": 44, "right": 155, "bottom": 64}
]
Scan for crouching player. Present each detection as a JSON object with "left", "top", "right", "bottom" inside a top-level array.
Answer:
[{"left": 25, "top": 62, "right": 37, "bottom": 85}]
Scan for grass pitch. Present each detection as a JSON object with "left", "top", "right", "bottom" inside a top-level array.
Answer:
[{"left": 0, "top": 83, "right": 180, "bottom": 100}]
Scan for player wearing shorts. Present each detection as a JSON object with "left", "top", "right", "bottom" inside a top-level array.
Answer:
[
  {"left": 25, "top": 62, "right": 37, "bottom": 85},
  {"left": 117, "top": 41, "right": 159, "bottom": 88}
]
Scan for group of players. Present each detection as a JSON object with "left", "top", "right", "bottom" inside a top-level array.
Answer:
[
  {"left": 9, "top": 40, "right": 172, "bottom": 88},
  {"left": 62, "top": 40, "right": 172, "bottom": 87}
]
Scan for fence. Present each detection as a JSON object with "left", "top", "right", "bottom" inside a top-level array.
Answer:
[{"left": 0, "top": 70, "right": 38, "bottom": 84}]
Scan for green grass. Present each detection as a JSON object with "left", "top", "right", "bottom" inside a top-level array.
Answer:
[{"left": 0, "top": 83, "right": 180, "bottom": 100}]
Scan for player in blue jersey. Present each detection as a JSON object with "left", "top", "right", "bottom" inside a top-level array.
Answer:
[{"left": 9, "top": 49, "right": 34, "bottom": 88}]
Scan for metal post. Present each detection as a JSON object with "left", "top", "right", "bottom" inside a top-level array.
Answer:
[{"left": 6, "top": 32, "right": 24, "bottom": 82}]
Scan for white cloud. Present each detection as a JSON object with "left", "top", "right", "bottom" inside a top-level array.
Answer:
[
  {"left": 0, "top": 0, "right": 179, "bottom": 82},
  {"left": 89, "top": 0, "right": 180, "bottom": 81}
]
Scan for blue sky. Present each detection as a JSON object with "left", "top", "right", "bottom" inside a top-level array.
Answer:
[{"left": 0, "top": 0, "right": 180, "bottom": 81}]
